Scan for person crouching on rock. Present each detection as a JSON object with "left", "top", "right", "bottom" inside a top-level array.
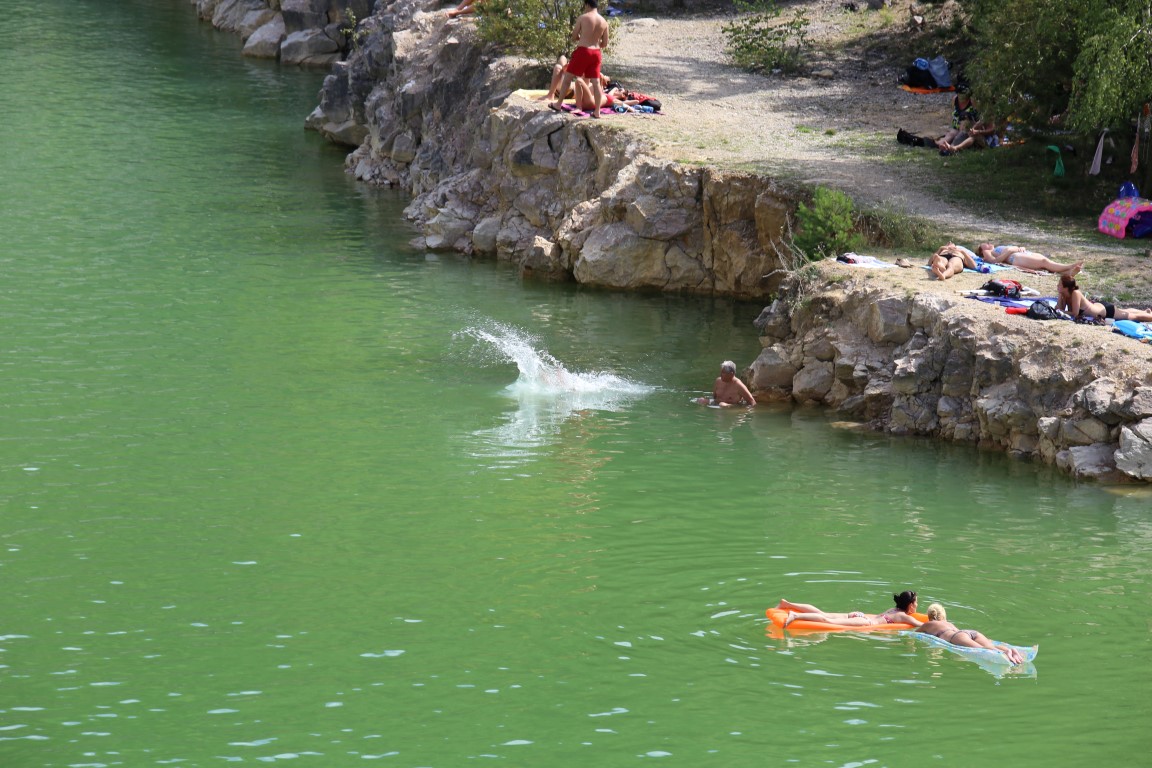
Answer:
[{"left": 548, "top": 0, "right": 610, "bottom": 119}]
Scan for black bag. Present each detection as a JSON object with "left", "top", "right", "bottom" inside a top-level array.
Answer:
[
  {"left": 1025, "top": 300, "right": 1058, "bottom": 320},
  {"left": 640, "top": 98, "right": 662, "bottom": 112},
  {"left": 981, "top": 279, "right": 1023, "bottom": 299},
  {"left": 899, "top": 65, "right": 937, "bottom": 89}
]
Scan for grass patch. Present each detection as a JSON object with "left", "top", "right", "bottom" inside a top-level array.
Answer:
[
  {"left": 857, "top": 205, "right": 942, "bottom": 250},
  {"left": 912, "top": 137, "right": 1134, "bottom": 222}
]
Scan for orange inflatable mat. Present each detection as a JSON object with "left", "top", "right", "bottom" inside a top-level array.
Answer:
[{"left": 766, "top": 607, "right": 929, "bottom": 632}]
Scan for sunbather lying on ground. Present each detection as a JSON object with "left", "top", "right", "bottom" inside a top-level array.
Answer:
[
  {"left": 927, "top": 243, "right": 978, "bottom": 280},
  {"left": 1056, "top": 276, "right": 1152, "bottom": 322},
  {"left": 976, "top": 244, "right": 1082, "bottom": 276}
]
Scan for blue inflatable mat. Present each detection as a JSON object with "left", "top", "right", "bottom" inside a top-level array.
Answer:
[{"left": 905, "top": 631, "right": 1038, "bottom": 664}]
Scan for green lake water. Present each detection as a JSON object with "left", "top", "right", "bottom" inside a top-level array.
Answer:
[{"left": 2, "top": 1, "right": 1150, "bottom": 765}]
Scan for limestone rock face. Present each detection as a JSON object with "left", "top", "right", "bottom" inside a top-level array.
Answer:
[
  {"left": 299, "top": 0, "right": 802, "bottom": 297},
  {"left": 749, "top": 265, "right": 1152, "bottom": 482}
]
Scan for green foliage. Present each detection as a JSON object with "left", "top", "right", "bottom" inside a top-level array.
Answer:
[
  {"left": 793, "top": 187, "right": 863, "bottom": 260},
  {"left": 966, "top": 0, "right": 1152, "bottom": 131},
  {"left": 722, "top": 0, "right": 811, "bottom": 74},
  {"left": 1069, "top": 5, "right": 1152, "bottom": 133},
  {"left": 340, "top": 7, "right": 370, "bottom": 54},
  {"left": 477, "top": 0, "right": 601, "bottom": 68}
]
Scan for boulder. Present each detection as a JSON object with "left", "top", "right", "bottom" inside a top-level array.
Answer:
[
  {"left": 243, "top": 15, "right": 286, "bottom": 59},
  {"left": 1115, "top": 387, "right": 1152, "bottom": 421},
  {"left": 625, "top": 194, "right": 700, "bottom": 240},
  {"left": 1115, "top": 419, "right": 1152, "bottom": 479},
  {"left": 792, "top": 362, "right": 834, "bottom": 403},
  {"left": 890, "top": 393, "right": 940, "bottom": 435},
  {"left": 974, "top": 384, "right": 1034, "bottom": 440},
  {"left": 212, "top": 0, "right": 267, "bottom": 32},
  {"left": 574, "top": 223, "right": 696, "bottom": 291},
  {"left": 750, "top": 345, "right": 798, "bottom": 391},
  {"left": 472, "top": 215, "right": 501, "bottom": 255},
  {"left": 424, "top": 208, "right": 473, "bottom": 250},
  {"left": 282, "top": 0, "right": 329, "bottom": 32},
  {"left": 865, "top": 296, "right": 911, "bottom": 344},
  {"left": 1074, "top": 378, "right": 1123, "bottom": 425},
  {"left": 755, "top": 300, "right": 792, "bottom": 340},
  {"left": 1061, "top": 443, "right": 1123, "bottom": 482},
  {"left": 520, "top": 236, "right": 565, "bottom": 280},
  {"left": 391, "top": 132, "right": 417, "bottom": 163},
  {"left": 240, "top": 8, "right": 277, "bottom": 39},
  {"left": 280, "top": 29, "right": 341, "bottom": 67},
  {"left": 1061, "top": 416, "right": 1111, "bottom": 446}
]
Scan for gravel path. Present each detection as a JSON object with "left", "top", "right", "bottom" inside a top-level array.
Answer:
[{"left": 601, "top": 8, "right": 1121, "bottom": 254}]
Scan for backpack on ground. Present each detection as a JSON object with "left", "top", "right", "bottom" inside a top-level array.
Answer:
[
  {"left": 1025, "top": 300, "right": 1058, "bottom": 320},
  {"left": 981, "top": 278, "right": 1023, "bottom": 299}
]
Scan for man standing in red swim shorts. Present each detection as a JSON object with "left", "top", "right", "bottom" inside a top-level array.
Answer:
[{"left": 549, "top": 0, "right": 610, "bottom": 118}]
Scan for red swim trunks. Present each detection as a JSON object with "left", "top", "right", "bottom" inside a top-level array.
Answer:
[{"left": 565, "top": 46, "right": 602, "bottom": 79}]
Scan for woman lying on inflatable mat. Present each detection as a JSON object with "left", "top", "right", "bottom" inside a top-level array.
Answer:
[
  {"left": 779, "top": 591, "right": 923, "bottom": 629},
  {"left": 917, "top": 603, "right": 1025, "bottom": 664}
]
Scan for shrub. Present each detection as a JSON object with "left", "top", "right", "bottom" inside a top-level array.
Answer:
[
  {"left": 793, "top": 187, "right": 864, "bottom": 259},
  {"left": 858, "top": 205, "right": 941, "bottom": 250},
  {"left": 477, "top": 0, "right": 606, "bottom": 68},
  {"left": 722, "top": 0, "right": 811, "bottom": 74},
  {"left": 340, "top": 7, "right": 370, "bottom": 54}
]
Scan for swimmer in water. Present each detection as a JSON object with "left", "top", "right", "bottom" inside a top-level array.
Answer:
[{"left": 695, "top": 360, "right": 756, "bottom": 407}]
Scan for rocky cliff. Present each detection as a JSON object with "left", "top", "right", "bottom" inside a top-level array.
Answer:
[
  {"left": 750, "top": 264, "right": 1152, "bottom": 482},
  {"left": 191, "top": 0, "right": 1152, "bottom": 483},
  {"left": 299, "top": 0, "right": 800, "bottom": 298}
]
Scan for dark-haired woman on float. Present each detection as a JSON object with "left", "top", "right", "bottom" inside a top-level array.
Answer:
[{"left": 779, "top": 591, "right": 924, "bottom": 629}]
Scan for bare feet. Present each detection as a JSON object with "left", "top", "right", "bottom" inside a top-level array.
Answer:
[
  {"left": 777, "top": 599, "right": 802, "bottom": 612},
  {"left": 998, "top": 645, "right": 1024, "bottom": 664},
  {"left": 783, "top": 613, "right": 797, "bottom": 629},
  {"left": 548, "top": 102, "right": 563, "bottom": 112}
]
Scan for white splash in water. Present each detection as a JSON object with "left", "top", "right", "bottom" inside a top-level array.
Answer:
[
  {"left": 461, "top": 322, "right": 650, "bottom": 399},
  {"left": 459, "top": 322, "right": 653, "bottom": 461}
]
